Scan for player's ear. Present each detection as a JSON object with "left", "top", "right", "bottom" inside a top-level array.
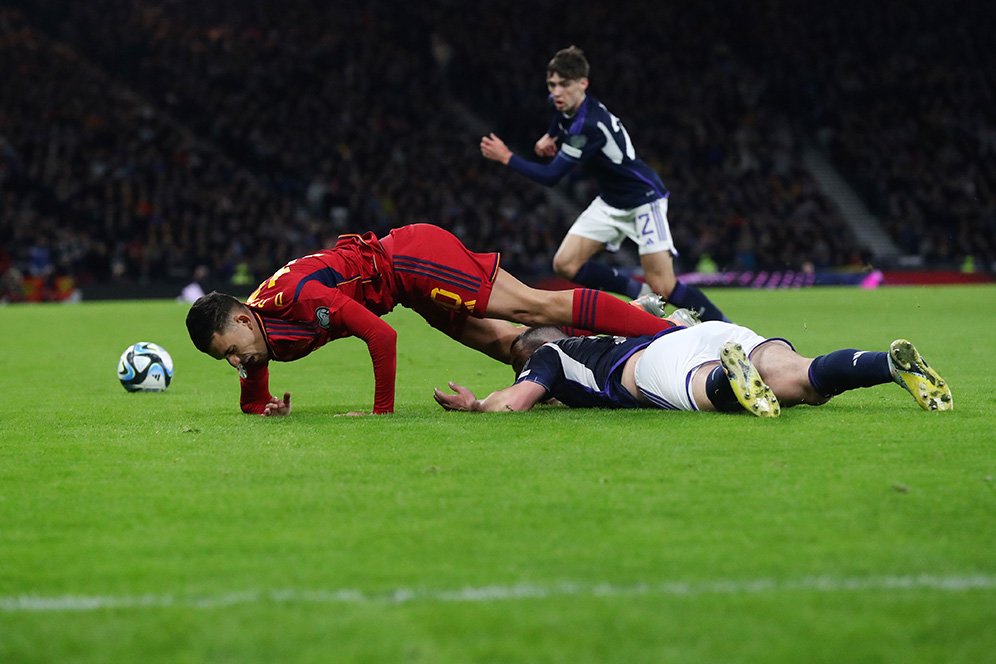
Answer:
[{"left": 579, "top": 77, "right": 589, "bottom": 91}]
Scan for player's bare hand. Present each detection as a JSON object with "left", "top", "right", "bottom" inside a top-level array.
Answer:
[
  {"left": 480, "top": 133, "right": 512, "bottom": 165},
  {"left": 262, "top": 391, "right": 292, "bottom": 417},
  {"left": 433, "top": 381, "right": 478, "bottom": 411},
  {"left": 535, "top": 134, "right": 558, "bottom": 158}
]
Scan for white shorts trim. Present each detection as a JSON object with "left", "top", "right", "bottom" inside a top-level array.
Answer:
[
  {"left": 567, "top": 196, "right": 676, "bottom": 255},
  {"left": 634, "top": 322, "right": 783, "bottom": 411}
]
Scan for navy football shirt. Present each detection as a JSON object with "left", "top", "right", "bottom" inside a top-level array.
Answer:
[
  {"left": 547, "top": 93, "right": 668, "bottom": 209},
  {"left": 515, "top": 332, "right": 671, "bottom": 408}
]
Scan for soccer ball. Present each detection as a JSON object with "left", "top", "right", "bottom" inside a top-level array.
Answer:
[{"left": 117, "top": 342, "right": 174, "bottom": 392}]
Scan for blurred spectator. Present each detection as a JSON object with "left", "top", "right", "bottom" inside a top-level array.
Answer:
[{"left": 1, "top": 0, "right": 991, "bottom": 302}]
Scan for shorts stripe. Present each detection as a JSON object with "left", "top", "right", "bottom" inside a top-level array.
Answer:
[
  {"left": 394, "top": 257, "right": 481, "bottom": 285},
  {"left": 395, "top": 267, "right": 480, "bottom": 292},
  {"left": 393, "top": 255, "right": 483, "bottom": 287},
  {"left": 652, "top": 202, "right": 665, "bottom": 239},
  {"left": 685, "top": 370, "right": 700, "bottom": 411},
  {"left": 638, "top": 387, "right": 680, "bottom": 410}
]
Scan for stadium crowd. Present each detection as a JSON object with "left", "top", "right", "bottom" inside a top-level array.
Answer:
[
  {"left": 1, "top": 0, "right": 991, "bottom": 302},
  {"left": 738, "top": 0, "right": 996, "bottom": 269}
]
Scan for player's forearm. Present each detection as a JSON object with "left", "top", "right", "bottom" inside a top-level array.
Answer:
[
  {"left": 338, "top": 298, "right": 399, "bottom": 414},
  {"left": 465, "top": 392, "right": 502, "bottom": 412},
  {"left": 474, "top": 385, "right": 540, "bottom": 412},
  {"left": 367, "top": 326, "right": 398, "bottom": 414},
  {"left": 473, "top": 395, "right": 521, "bottom": 412}
]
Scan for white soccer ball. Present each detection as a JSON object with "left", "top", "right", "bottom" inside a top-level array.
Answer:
[{"left": 117, "top": 342, "right": 174, "bottom": 392}]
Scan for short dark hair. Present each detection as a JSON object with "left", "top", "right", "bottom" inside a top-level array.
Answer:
[
  {"left": 510, "top": 326, "right": 567, "bottom": 375},
  {"left": 547, "top": 46, "right": 589, "bottom": 80},
  {"left": 185, "top": 291, "right": 244, "bottom": 353}
]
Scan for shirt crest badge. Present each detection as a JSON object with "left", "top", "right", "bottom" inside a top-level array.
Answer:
[{"left": 315, "top": 307, "right": 331, "bottom": 329}]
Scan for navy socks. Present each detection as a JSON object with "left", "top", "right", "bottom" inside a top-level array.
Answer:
[
  {"left": 668, "top": 281, "right": 729, "bottom": 322},
  {"left": 808, "top": 349, "right": 892, "bottom": 398},
  {"left": 573, "top": 261, "right": 643, "bottom": 299},
  {"left": 571, "top": 267, "right": 728, "bottom": 323}
]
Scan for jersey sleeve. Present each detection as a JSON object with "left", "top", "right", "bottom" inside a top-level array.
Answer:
[
  {"left": 506, "top": 153, "right": 577, "bottom": 186},
  {"left": 514, "top": 344, "right": 561, "bottom": 395},
  {"left": 251, "top": 275, "right": 398, "bottom": 414},
  {"left": 239, "top": 363, "right": 273, "bottom": 414},
  {"left": 330, "top": 296, "right": 398, "bottom": 414}
]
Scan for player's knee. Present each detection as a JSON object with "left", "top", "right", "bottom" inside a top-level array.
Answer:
[
  {"left": 551, "top": 253, "right": 580, "bottom": 279},
  {"left": 644, "top": 274, "right": 676, "bottom": 297}
]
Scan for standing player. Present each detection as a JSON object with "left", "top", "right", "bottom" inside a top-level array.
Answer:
[
  {"left": 480, "top": 46, "right": 728, "bottom": 321},
  {"left": 185, "top": 223, "right": 681, "bottom": 416},
  {"left": 434, "top": 323, "right": 953, "bottom": 416}
]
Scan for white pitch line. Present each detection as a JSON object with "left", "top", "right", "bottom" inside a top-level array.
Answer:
[{"left": 2, "top": 574, "right": 995, "bottom": 613}]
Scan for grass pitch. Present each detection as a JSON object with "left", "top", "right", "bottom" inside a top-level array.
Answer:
[{"left": 1, "top": 285, "right": 994, "bottom": 663}]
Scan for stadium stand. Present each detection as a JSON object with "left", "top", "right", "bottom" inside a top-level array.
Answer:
[
  {"left": 735, "top": 0, "right": 995, "bottom": 270},
  {"left": 1, "top": 0, "right": 991, "bottom": 301}
]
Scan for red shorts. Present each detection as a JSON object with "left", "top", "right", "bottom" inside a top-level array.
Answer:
[{"left": 380, "top": 224, "right": 501, "bottom": 338}]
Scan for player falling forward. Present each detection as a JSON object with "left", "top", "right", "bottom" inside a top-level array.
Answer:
[
  {"left": 480, "top": 46, "right": 728, "bottom": 322},
  {"left": 185, "top": 223, "right": 681, "bottom": 416},
  {"left": 434, "top": 322, "right": 953, "bottom": 416}
]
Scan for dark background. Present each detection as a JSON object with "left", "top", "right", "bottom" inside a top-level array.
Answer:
[{"left": 1, "top": 0, "right": 993, "bottom": 300}]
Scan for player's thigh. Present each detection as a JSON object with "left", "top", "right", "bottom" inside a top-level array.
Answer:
[
  {"left": 562, "top": 198, "right": 628, "bottom": 253},
  {"left": 552, "top": 233, "right": 606, "bottom": 275},
  {"left": 639, "top": 250, "right": 677, "bottom": 294}
]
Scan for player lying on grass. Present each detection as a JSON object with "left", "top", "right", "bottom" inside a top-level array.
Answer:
[
  {"left": 433, "top": 321, "right": 953, "bottom": 417},
  {"left": 185, "top": 223, "right": 681, "bottom": 416}
]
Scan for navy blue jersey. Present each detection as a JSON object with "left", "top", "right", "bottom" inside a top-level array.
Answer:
[
  {"left": 515, "top": 333, "right": 657, "bottom": 408},
  {"left": 548, "top": 93, "right": 668, "bottom": 209}
]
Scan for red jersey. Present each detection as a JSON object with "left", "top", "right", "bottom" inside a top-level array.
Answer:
[
  {"left": 236, "top": 225, "right": 501, "bottom": 415},
  {"left": 240, "top": 233, "right": 400, "bottom": 414}
]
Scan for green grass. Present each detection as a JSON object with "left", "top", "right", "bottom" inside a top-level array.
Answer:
[{"left": 1, "top": 285, "right": 994, "bottom": 663}]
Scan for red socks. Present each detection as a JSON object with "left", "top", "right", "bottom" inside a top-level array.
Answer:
[{"left": 571, "top": 289, "right": 673, "bottom": 337}]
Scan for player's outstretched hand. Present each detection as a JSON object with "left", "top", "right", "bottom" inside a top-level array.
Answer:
[
  {"left": 480, "top": 133, "right": 513, "bottom": 165},
  {"left": 433, "top": 381, "right": 478, "bottom": 411},
  {"left": 535, "top": 134, "right": 558, "bottom": 158},
  {"left": 262, "top": 392, "right": 292, "bottom": 417}
]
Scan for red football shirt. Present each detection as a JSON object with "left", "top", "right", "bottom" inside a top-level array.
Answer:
[{"left": 240, "top": 233, "right": 398, "bottom": 414}]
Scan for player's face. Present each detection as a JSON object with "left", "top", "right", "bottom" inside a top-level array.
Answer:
[
  {"left": 207, "top": 313, "right": 270, "bottom": 374},
  {"left": 547, "top": 73, "right": 588, "bottom": 114}
]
